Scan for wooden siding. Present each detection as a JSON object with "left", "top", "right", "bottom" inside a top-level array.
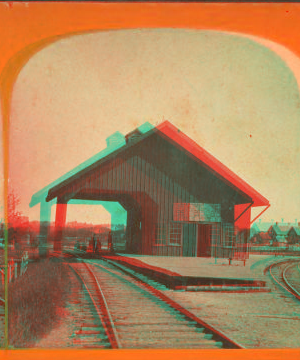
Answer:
[
  {"left": 182, "top": 223, "right": 197, "bottom": 257},
  {"left": 57, "top": 153, "right": 244, "bottom": 256}
]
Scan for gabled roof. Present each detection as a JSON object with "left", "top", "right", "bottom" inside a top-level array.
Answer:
[
  {"left": 45, "top": 121, "right": 269, "bottom": 207},
  {"left": 251, "top": 222, "right": 273, "bottom": 233},
  {"left": 270, "top": 223, "right": 290, "bottom": 236},
  {"left": 30, "top": 131, "right": 128, "bottom": 207},
  {"left": 156, "top": 121, "right": 268, "bottom": 207},
  {"left": 288, "top": 226, "right": 300, "bottom": 236}
]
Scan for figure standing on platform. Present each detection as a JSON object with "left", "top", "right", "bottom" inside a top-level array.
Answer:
[
  {"left": 108, "top": 230, "right": 114, "bottom": 253},
  {"left": 93, "top": 234, "right": 97, "bottom": 253}
]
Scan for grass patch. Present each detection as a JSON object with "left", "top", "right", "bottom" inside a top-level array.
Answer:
[{"left": 8, "top": 258, "right": 71, "bottom": 348}]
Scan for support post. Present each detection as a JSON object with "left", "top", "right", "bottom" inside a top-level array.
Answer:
[
  {"left": 125, "top": 209, "right": 134, "bottom": 253},
  {"left": 54, "top": 199, "right": 68, "bottom": 254},
  {"left": 125, "top": 208, "right": 141, "bottom": 254},
  {"left": 39, "top": 199, "right": 52, "bottom": 257}
]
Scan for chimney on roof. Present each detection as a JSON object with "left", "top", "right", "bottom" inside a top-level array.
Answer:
[
  {"left": 106, "top": 132, "right": 126, "bottom": 148},
  {"left": 125, "top": 129, "right": 143, "bottom": 144},
  {"left": 281, "top": 218, "right": 284, "bottom": 223}
]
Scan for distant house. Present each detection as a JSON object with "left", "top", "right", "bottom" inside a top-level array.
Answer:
[
  {"left": 251, "top": 232, "right": 273, "bottom": 246},
  {"left": 268, "top": 223, "right": 290, "bottom": 238},
  {"left": 287, "top": 226, "right": 300, "bottom": 245},
  {"left": 268, "top": 223, "right": 290, "bottom": 247},
  {"left": 274, "top": 236, "right": 288, "bottom": 247},
  {"left": 250, "top": 221, "right": 273, "bottom": 239}
]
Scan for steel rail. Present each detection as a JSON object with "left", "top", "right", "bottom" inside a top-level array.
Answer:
[
  {"left": 84, "top": 262, "right": 122, "bottom": 348},
  {"left": 282, "top": 262, "right": 300, "bottom": 300},
  {"left": 269, "top": 262, "right": 293, "bottom": 294},
  {"left": 269, "top": 261, "right": 300, "bottom": 300},
  {"left": 64, "top": 249, "right": 243, "bottom": 348},
  {"left": 69, "top": 262, "right": 121, "bottom": 348},
  {"left": 89, "top": 258, "right": 243, "bottom": 349}
]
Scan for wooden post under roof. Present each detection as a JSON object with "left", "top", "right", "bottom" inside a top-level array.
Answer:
[{"left": 54, "top": 198, "right": 68, "bottom": 253}]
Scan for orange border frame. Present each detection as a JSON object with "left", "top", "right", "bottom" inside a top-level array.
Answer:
[{"left": 1, "top": 2, "right": 300, "bottom": 359}]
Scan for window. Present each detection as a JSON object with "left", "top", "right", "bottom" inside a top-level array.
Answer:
[
  {"left": 222, "top": 224, "right": 234, "bottom": 247},
  {"left": 169, "top": 222, "right": 182, "bottom": 246},
  {"left": 155, "top": 224, "right": 167, "bottom": 245},
  {"left": 154, "top": 222, "right": 182, "bottom": 246}
]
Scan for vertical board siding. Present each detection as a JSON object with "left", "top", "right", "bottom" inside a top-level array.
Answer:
[
  {"left": 182, "top": 223, "right": 196, "bottom": 257},
  {"left": 64, "top": 151, "right": 247, "bottom": 259}
]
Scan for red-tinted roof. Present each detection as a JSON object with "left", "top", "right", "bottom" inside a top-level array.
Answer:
[
  {"left": 46, "top": 120, "right": 270, "bottom": 207},
  {"left": 157, "top": 121, "right": 269, "bottom": 207}
]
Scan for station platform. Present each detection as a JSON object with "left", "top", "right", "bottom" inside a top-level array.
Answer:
[{"left": 101, "top": 254, "right": 283, "bottom": 291}]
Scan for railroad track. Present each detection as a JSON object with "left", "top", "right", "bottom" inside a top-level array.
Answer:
[
  {"left": 269, "top": 260, "right": 300, "bottom": 301},
  {"left": 66, "top": 252, "right": 242, "bottom": 349},
  {"left": 282, "top": 262, "right": 300, "bottom": 300},
  {"left": 69, "top": 262, "right": 118, "bottom": 348}
]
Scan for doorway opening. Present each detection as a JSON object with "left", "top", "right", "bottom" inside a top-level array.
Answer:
[
  {"left": 197, "top": 224, "right": 212, "bottom": 257},
  {"left": 61, "top": 200, "right": 127, "bottom": 252}
]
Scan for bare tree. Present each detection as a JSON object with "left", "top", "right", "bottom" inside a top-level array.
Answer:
[{"left": 7, "top": 187, "right": 22, "bottom": 228}]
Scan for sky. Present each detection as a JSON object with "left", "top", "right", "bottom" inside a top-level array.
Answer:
[{"left": 6, "top": 28, "right": 300, "bottom": 224}]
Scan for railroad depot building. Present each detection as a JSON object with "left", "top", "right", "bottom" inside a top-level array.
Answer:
[{"left": 32, "top": 121, "right": 269, "bottom": 259}]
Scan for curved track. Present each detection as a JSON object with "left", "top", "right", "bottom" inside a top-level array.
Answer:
[
  {"left": 282, "top": 262, "right": 300, "bottom": 300},
  {"left": 269, "top": 260, "right": 300, "bottom": 301},
  {"left": 65, "top": 251, "right": 242, "bottom": 349}
]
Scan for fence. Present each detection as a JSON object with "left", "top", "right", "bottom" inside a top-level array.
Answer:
[
  {"left": 211, "top": 224, "right": 250, "bottom": 261},
  {"left": 249, "top": 245, "right": 300, "bottom": 256},
  {"left": 0, "top": 251, "right": 29, "bottom": 286}
]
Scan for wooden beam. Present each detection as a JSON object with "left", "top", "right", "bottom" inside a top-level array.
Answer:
[{"left": 54, "top": 199, "right": 68, "bottom": 253}]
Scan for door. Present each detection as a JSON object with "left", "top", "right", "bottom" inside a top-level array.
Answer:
[{"left": 197, "top": 224, "right": 212, "bottom": 257}]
